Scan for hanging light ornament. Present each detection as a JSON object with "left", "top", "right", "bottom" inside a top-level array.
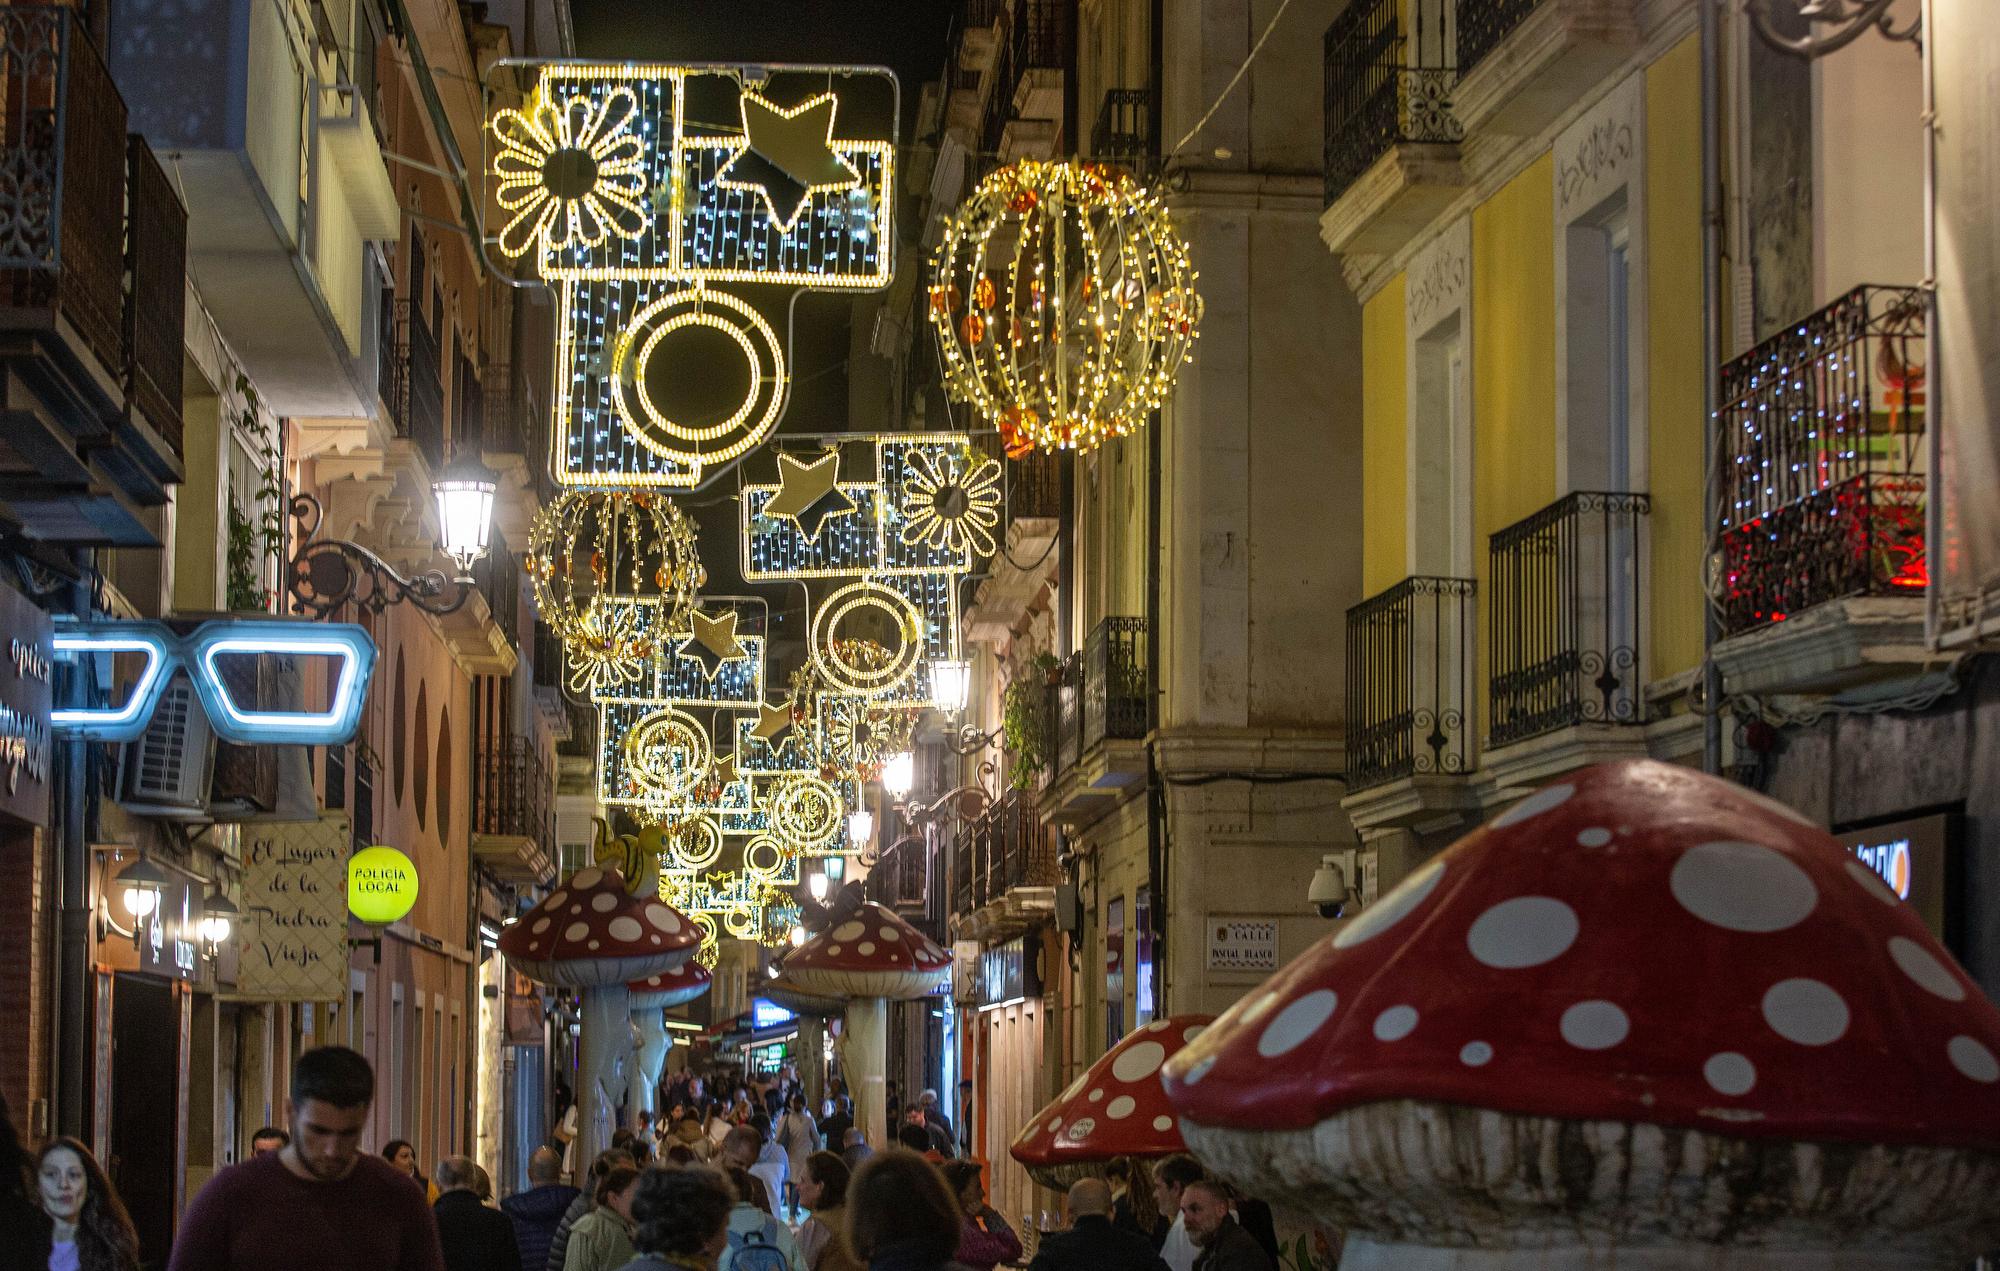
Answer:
[
  {"left": 929, "top": 159, "right": 1202, "bottom": 457},
  {"left": 527, "top": 489, "right": 705, "bottom": 692}
]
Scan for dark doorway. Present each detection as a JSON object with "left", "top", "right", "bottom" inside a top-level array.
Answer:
[{"left": 111, "top": 974, "right": 185, "bottom": 1270}]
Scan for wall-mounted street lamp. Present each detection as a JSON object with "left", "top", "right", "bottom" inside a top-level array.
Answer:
[
  {"left": 845, "top": 809, "right": 876, "bottom": 850},
  {"left": 1745, "top": 0, "right": 1919, "bottom": 58},
  {"left": 930, "top": 659, "right": 971, "bottom": 716},
  {"left": 198, "top": 889, "right": 239, "bottom": 956},
  {"left": 101, "top": 855, "right": 166, "bottom": 948},
  {"left": 286, "top": 453, "right": 500, "bottom": 617},
  {"left": 881, "top": 750, "right": 916, "bottom": 800}
]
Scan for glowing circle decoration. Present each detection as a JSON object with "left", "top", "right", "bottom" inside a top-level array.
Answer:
[
  {"left": 610, "top": 285, "right": 788, "bottom": 472},
  {"left": 528, "top": 488, "right": 704, "bottom": 693},
  {"left": 808, "top": 581, "right": 924, "bottom": 698},
  {"left": 929, "top": 159, "right": 1201, "bottom": 457},
  {"left": 347, "top": 846, "right": 420, "bottom": 924},
  {"left": 623, "top": 708, "right": 712, "bottom": 800},
  {"left": 765, "top": 775, "right": 844, "bottom": 850}
]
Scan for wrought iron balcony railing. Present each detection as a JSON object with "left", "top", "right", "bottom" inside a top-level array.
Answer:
[
  {"left": 1488, "top": 491, "right": 1651, "bottom": 750},
  {"left": 1046, "top": 616, "right": 1150, "bottom": 781},
  {"left": 1345, "top": 575, "right": 1476, "bottom": 792},
  {"left": 870, "top": 832, "right": 934, "bottom": 916},
  {"left": 1323, "top": 0, "right": 1462, "bottom": 206},
  {"left": 352, "top": 752, "right": 376, "bottom": 852},
  {"left": 1091, "top": 88, "right": 1151, "bottom": 167},
  {"left": 1006, "top": 447, "right": 1062, "bottom": 521},
  {"left": 982, "top": 0, "right": 1071, "bottom": 159},
  {"left": 952, "top": 788, "right": 1056, "bottom": 917},
  {"left": 477, "top": 528, "right": 520, "bottom": 647},
  {"left": 387, "top": 297, "right": 446, "bottom": 469},
  {"left": 0, "top": 7, "right": 185, "bottom": 455},
  {"left": 1458, "top": 0, "right": 1542, "bottom": 77},
  {"left": 1717, "top": 285, "right": 1927, "bottom": 634},
  {"left": 475, "top": 737, "right": 554, "bottom": 852}
]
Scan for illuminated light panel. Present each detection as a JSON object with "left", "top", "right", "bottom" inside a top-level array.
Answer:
[
  {"left": 808, "top": 581, "right": 924, "bottom": 698},
  {"left": 490, "top": 82, "right": 649, "bottom": 259},
  {"left": 611, "top": 286, "right": 788, "bottom": 470},
  {"left": 588, "top": 601, "right": 763, "bottom": 706},
  {"left": 494, "top": 64, "right": 899, "bottom": 290},
  {"left": 740, "top": 434, "right": 976, "bottom": 580},
  {"left": 52, "top": 620, "right": 377, "bottom": 746}
]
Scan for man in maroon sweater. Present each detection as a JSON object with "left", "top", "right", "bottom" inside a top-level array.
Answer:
[{"left": 168, "top": 1045, "right": 446, "bottom": 1271}]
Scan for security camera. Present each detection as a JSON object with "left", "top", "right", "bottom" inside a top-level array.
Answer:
[{"left": 1309, "top": 853, "right": 1355, "bottom": 920}]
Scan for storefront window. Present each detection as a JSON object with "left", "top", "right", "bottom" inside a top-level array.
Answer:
[
  {"left": 1135, "top": 888, "right": 1154, "bottom": 1027},
  {"left": 1105, "top": 896, "right": 1125, "bottom": 1047}
]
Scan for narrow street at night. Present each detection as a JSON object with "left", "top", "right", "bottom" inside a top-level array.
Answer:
[{"left": 1, "top": 0, "right": 1997, "bottom": 1269}]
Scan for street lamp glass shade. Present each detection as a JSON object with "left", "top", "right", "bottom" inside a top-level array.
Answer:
[
  {"left": 846, "top": 808, "right": 875, "bottom": 848},
  {"left": 116, "top": 856, "right": 166, "bottom": 918},
  {"left": 789, "top": 927, "right": 807, "bottom": 947},
  {"left": 824, "top": 856, "right": 846, "bottom": 882},
  {"left": 931, "top": 659, "right": 972, "bottom": 715},
  {"left": 433, "top": 456, "right": 498, "bottom": 573},
  {"left": 807, "top": 873, "right": 830, "bottom": 902},
  {"left": 200, "top": 890, "right": 239, "bottom": 944},
  {"left": 882, "top": 750, "right": 916, "bottom": 799}
]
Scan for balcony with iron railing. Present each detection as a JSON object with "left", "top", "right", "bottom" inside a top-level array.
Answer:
[
  {"left": 1450, "top": 0, "right": 1638, "bottom": 138},
  {"left": 1716, "top": 286, "right": 1927, "bottom": 637},
  {"left": 981, "top": 0, "right": 1071, "bottom": 163},
  {"left": 0, "top": 6, "right": 186, "bottom": 536},
  {"left": 869, "top": 831, "right": 937, "bottom": 929},
  {"left": 951, "top": 788, "right": 1057, "bottom": 935},
  {"left": 1037, "top": 618, "right": 1150, "bottom": 824},
  {"left": 387, "top": 297, "right": 447, "bottom": 471},
  {"left": 1343, "top": 576, "right": 1476, "bottom": 797},
  {"left": 477, "top": 528, "right": 520, "bottom": 648},
  {"left": 1488, "top": 491, "right": 1650, "bottom": 754},
  {"left": 1091, "top": 87, "right": 1151, "bottom": 169},
  {"left": 1320, "top": 0, "right": 1465, "bottom": 257},
  {"left": 474, "top": 737, "right": 555, "bottom": 885}
]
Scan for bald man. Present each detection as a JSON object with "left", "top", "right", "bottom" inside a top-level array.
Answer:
[{"left": 1028, "top": 1177, "right": 1171, "bottom": 1271}]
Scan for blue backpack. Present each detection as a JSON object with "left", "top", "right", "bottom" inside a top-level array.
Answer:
[{"left": 726, "top": 1216, "right": 790, "bottom": 1271}]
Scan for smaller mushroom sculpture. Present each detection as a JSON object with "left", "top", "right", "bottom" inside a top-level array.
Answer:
[
  {"left": 779, "top": 888, "right": 952, "bottom": 1148},
  {"left": 630, "top": 961, "right": 711, "bottom": 1128},
  {"left": 499, "top": 867, "right": 696, "bottom": 1174},
  {"left": 1011, "top": 1014, "right": 1213, "bottom": 1189},
  {"left": 1161, "top": 760, "right": 2000, "bottom": 1268}
]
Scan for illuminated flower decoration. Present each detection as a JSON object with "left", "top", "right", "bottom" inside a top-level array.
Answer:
[
  {"left": 491, "top": 85, "right": 649, "bottom": 259},
  {"left": 822, "top": 693, "right": 918, "bottom": 781},
  {"left": 899, "top": 449, "right": 1003, "bottom": 558},
  {"left": 929, "top": 159, "right": 1202, "bottom": 456}
]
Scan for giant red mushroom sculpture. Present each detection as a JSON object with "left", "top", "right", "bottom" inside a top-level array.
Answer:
[
  {"left": 500, "top": 867, "right": 696, "bottom": 1173},
  {"left": 780, "top": 895, "right": 951, "bottom": 1148},
  {"left": 1161, "top": 760, "right": 2000, "bottom": 1267},
  {"left": 1011, "top": 1014, "right": 1213, "bottom": 1189},
  {"left": 630, "top": 961, "right": 711, "bottom": 1128}
]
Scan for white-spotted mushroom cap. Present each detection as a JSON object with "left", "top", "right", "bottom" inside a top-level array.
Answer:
[
  {"left": 761, "top": 972, "right": 848, "bottom": 1018},
  {"left": 1163, "top": 760, "right": 2000, "bottom": 1151},
  {"left": 629, "top": 960, "right": 711, "bottom": 1011},
  {"left": 499, "top": 866, "right": 696, "bottom": 988},
  {"left": 1011, "top": 1014, "right": 1213, "bottom": 1189},
  {"left": 780, "top": 901, "right": 952, "bottom": 1000}
]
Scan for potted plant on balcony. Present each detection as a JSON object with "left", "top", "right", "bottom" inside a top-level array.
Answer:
[{"left": 1002, "top": 651, "right": 1059, "bottom": 788}]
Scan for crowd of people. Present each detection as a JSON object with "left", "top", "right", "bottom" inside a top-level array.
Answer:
[{"left": 0, "top": 1048, "right": 1282, "bottom": 1271}]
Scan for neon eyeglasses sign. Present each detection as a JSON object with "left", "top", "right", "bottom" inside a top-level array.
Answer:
[{"left": 51, "top": 618, "right": 377, "bottom": 745}]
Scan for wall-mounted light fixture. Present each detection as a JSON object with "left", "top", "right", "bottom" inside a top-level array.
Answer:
[
  {"left": 198, "top": 889, "right": 239, "bottom": 957},
  {"left": 286, "top": 451, "right": 499, "bottom": 617},
  {"left": 1745, "top": 0, "right": 1919, "bottom": 58}
]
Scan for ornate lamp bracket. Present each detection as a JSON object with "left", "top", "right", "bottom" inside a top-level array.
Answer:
[
  {"left": 948, "top": 721, "right": 1003, "bottom": 756},
  {"left": 1745, "top": 0, "right": 1920, "bottom": 58},
  {"left": 285, "top": 494, "right": 476, "bottom": 618}
]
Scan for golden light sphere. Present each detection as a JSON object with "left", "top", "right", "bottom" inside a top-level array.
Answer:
[
  {"left": 928, "top": 159, "right": 1201, "bottom": 456},
  {"left": 527, "top": 488, "right": 704, "bottom": 692}
]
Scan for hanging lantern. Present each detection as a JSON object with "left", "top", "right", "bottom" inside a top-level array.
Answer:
[
  {"left": 928, "top": 159, "right": 1202, "bottom": 457},
  {"left": 527, "top": 488, "right": 705, "bottom": 692}
]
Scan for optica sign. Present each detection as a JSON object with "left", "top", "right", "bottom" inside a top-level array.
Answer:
[{"left": 347, "top": 846, "right": 419, "bottom": 924}]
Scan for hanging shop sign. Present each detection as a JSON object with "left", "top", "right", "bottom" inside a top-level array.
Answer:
[
  {"left": 1205, "top": 918, "right": 1279, "bottom": 973},
  {"left": 238, "top": 813, "right": 351, "bottom": 1001},
  {"left": 977, "top": 935, "right": 1042, "bottom": 1009},
  {"left": 50, "top": 617, "right": 376, "bottom": 745},
  {"left": 1834, "top": 810, "right": 1962, "bottom": 952},
  {"left": 0, "top": 580, "right": 52, "bottom": 826},
  {"left": 347, "top": 845, "right": 420, "bottom": 924}
]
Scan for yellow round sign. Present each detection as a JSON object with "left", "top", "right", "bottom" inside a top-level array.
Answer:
[{"left": 348, "top": 846, "right": 419, "bottom": 924}]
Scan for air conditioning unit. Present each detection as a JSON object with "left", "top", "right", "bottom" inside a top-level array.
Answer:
[{"left": 115, "top": 673, "right": 215, "bottom": 818}]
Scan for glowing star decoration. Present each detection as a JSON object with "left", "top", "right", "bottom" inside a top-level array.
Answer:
[
  {"left": 711, "top": 752, "right": 740, "bottom": 789},
  {"left": 899, "top": 450, "right": 1003, "bottom": 557},
  {"left": 716, "top": 91, "right": 863, "bottom": 231},
  {"left": 751, "top": 699, "right": 796, "bottom": 749},
  {"left": 491, "top": 85, "right": 648, "bottom": 258},
  {"left": 930, "top": 159, "right": 1203, "bottom": 456},
  {"left": 763, "top": 451, "right": 858, "bottom": 542},
  {"left": 676, "top": 609, "right": 751, "bottom": 679}
]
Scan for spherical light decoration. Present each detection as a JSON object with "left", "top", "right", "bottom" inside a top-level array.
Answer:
[
  {"left": 765, "top": 775, "right": 844, "bottom": 850},
  {"left": 929, "top": 159, "right": 1202, "bottom": 456},
  {"left": 528, "top": 488, "right": 705, "bottom": 692}
]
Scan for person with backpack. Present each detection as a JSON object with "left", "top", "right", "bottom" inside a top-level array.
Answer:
[{"left": 718, "top": 1166, "right": 805, "bottom": 1271}]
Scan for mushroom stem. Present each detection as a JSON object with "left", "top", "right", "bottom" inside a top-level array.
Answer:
[
  {"left": 797, "top": 1013, "right": 826, "bottom": 1112},
  {"left": 578, "top": 984, "right": 635, "bottom": 1173},
  {"left": 843, "top": 995, "right": 888, "bottom": 1149},
  {"left": 631, "top": 1007, "right": 672, "bottom": 1127}
]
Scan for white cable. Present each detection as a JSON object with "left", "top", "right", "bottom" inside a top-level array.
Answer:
[{"left": 1167, "top": 0, "right": 1301, "bottom": 159}]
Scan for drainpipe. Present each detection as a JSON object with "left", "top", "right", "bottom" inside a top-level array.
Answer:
[
  {"left": 54, "top": 547, "right": 96, "bottom": 1138},
  {"left": 1920, "top": 0, "right": 1941, "bottom": 651},
  {"left": 1699, "top": 0, "right": 1725, "bottom": 776},
  {"left": 1143, "top": 0, "right": 1166, "bottom": 1020}
]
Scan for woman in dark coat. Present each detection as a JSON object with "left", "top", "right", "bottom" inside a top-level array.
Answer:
[
  {"left": 844, "top": 1149, "right": 972, "bottom": 1271},
  {"left": 2, "top": 1092, "right": 52, "bottom": 1269}
]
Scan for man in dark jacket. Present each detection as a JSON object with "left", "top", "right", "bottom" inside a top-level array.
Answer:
[
  {"left": 433, "top": 1156, "right": 521, "bottom": 1271},
  {"left": 1182, "top": 1180, "right": 1274, "bottom": 1271},
  {"left": 1029, "top": 1179, "right": 1169, "bottom": 1271},
  {"left": 500, "top": 1148, "right": 579, "bottom": 1271}
]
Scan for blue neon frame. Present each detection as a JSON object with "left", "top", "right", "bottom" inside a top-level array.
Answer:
[{"left": 51, "top": 618, "right": 377, "bottom": 745}]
